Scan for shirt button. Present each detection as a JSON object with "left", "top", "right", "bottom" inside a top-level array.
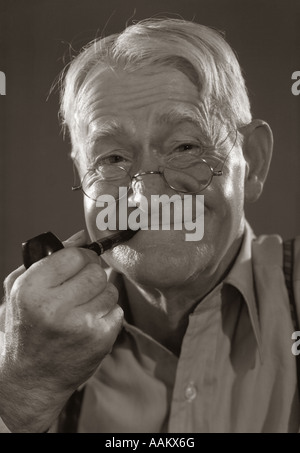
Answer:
[{"left": 185, "top": 382, "right": 197, "bottom": 402}]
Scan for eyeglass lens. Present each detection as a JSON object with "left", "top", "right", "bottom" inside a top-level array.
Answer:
[{"left": 81, "top": 160, "right": 215, "bottom": 201}]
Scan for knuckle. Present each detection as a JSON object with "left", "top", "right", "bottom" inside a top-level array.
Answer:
[
  {"left": 3, "top": 268, "right": 23, "bottom": 296},
  {"left": 3, "top": 275, "right": 12, "bottom": 296},
  {"left": 101, "top": 306, "right": 124, "bottom": 338},
  {"left": 83, "top": 263, "right": 107, "bottom": 290},
  {"left": 85, "top": 261, "right": 106, "bottom": 278},
  {"left": 3, "top": 273, "right": 12, "bottom": 289},
  {"left": 62, "top": 247, "right": 100, "bottom": 269},
  {"left": 105, "top": 305, "right": 124, "bottom": 328},
  {"left": 114, "top": 305, "right": 124, "bottom": 324},
  {"left": 111, "top": 305, "right": 124, "bottom": 329},
  {"left": 63, "top": 247, "right": 88, "bottom": 268},
  {"left": 16, "top": 271, "right": 40, "bottom": 300},
  {"left": 10, "top": 273, "right": 49, "bottom": 313},
  {"left": 104, "top": 282, "right": 119, "bottom": 300},
  {"left": 94, "top": 284, "right": 119, "bottom": 313},
  {"left": 9, "top": 274, "right": 27, "bottom": 301}
]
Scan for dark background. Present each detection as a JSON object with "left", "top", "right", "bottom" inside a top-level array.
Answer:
[{"left": 0, "top": 0, "right": 299, "bottom": 290}]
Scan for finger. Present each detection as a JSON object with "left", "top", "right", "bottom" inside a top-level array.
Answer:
[
  {"left": 80, "top": 282, "right": 118, "bottom": 312},
  {"left": 76, "top": 302, "right": 124, "bottom": 344},
  {"left": 57, "top": 262, "right": 109, "bottom": 307},
  {"left": 96, "top": 303, "right": 124, "bottom": 347},
  {"left": 68, "top": 284, "right": 120, "bottom": 333},
  {"left": 3, "top": 265, "right": 26, "bottom": 296},
  {"left": 63, "top": 230, "right": 89, "bottom": 248},
  {"left": 102, "top": 302, "right": 124, "bottom": 328},
  {"left": 21, "top": 246, "right": 101, "bottom": 288}
]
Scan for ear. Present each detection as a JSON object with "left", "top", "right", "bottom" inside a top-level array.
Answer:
[
  {"left": 71, "top": 148, "right": 86, "bottom": 180},
  {"left": 240, "top": 119, "right": 273, "bottom": 203}
]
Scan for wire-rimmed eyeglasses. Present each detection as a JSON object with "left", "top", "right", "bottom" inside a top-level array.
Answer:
[{"left": 72, "top": 129, "right": 238, "bottom": 201}]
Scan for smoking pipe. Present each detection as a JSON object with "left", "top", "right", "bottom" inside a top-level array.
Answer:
[{"left": 22, "top": 229, "right": 138, "bottom": 269}]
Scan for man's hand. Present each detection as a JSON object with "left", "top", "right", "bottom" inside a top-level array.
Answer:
[{"left": 0, "top": 230, "right": 123, "bottom": 432}]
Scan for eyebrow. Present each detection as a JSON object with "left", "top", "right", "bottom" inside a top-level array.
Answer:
[
  {"left": 86, "top": 106, "right": 205, "bottom": 146},
  {"left": 156, "top": 107, "right": 203, "bottom": 128},
  {"left": 87, "top": 120, "right": 129, "bottom": 146}
]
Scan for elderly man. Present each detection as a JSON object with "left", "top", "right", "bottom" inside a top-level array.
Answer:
[{"left": 0, "top": 18, "right": 299, "bottom": 433}]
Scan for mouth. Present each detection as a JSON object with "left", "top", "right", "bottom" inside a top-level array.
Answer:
[
  {"left": 137, "top": 212, "right": 204, "bottom": 230},
  {"left": 85, "top": 228, "right": 139, "bottom": 255}
]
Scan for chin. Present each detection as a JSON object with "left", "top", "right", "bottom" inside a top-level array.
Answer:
[{"left": 103, "top": 234, "right": 213, "bottom": 289}]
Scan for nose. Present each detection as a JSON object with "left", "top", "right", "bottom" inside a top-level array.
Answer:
[
  {"left": 128, "top": 168, "right": 177, "bottom": 208},
  {"left": 128, "top": 145, "right": 176, "bottom": 204}
]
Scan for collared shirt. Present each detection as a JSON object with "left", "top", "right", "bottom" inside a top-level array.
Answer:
[
  {"left": 1, "top": 222, "right": 300, "bottom": 433},
  {"left": 77, "top": 222, "right": 300, "bottom": 433}
]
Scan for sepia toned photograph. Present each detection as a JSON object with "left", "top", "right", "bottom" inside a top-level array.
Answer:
[{"left": 0, "top": 0, "right": 300, "bottom": 434}]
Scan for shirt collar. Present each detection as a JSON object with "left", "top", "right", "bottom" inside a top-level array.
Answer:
[{"left": 224, "top": 220, "right": 263, "bottom": 361}]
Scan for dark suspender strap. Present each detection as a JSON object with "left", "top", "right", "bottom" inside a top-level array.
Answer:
[
  {"left": 283, "top": 239, "right": 298, "bottom": 330},
  {"left": 283, "top": 239, "right": 300, "bottom": 400},
  {"left": 57, "top": 386, "right": 85, "bottom": 433}
]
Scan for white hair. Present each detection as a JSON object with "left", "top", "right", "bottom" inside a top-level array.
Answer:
[{"left": 59, "top": 18, "right": 252, "bottom": 155}]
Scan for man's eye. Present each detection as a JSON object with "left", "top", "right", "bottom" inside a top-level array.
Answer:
[
  {"left": 96, "top": 155, "right": 126, "bottom": 166},
  {"left": 175, "top": 143, "right": 201, "bottom": 153}
]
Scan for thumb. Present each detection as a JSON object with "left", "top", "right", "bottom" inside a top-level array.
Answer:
[{"left": 63, "top": 229, "right": 89, "bottom": 248}]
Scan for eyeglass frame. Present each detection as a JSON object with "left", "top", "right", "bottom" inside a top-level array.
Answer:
[{"left": 72, "top": 129, "right": 238, "bottom": 200}]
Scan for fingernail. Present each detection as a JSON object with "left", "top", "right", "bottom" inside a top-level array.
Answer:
[{"left": 64, "top": 230, "right": 86, "bottom": 244}]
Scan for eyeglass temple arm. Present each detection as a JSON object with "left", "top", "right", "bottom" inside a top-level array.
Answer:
[
  {"left": 72, "top": 184, "right": 82, "bottom": 191},
  {"left": 72, "top": 162, "right": 83, "bottom": 191},
  {"left": 216, "top": 129, "right": 238, "bottom": 174}
]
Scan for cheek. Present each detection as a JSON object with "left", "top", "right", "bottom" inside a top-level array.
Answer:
[
  {"left": 84, "top": 198, "right": 99, "bottom": 242},
  {"left": 221, "top": 153, "right": 246, "bottom": 209},
  {"left": 204, "top": 159, "right": 246, "bottom": 232}
]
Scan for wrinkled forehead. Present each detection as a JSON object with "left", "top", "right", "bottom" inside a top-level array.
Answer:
[
  {"left": 74, "top": 66, "right": 200, "bottom": 129},
  {"left": 73, "top": 66, "right": 224, "bottom": 140}
]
